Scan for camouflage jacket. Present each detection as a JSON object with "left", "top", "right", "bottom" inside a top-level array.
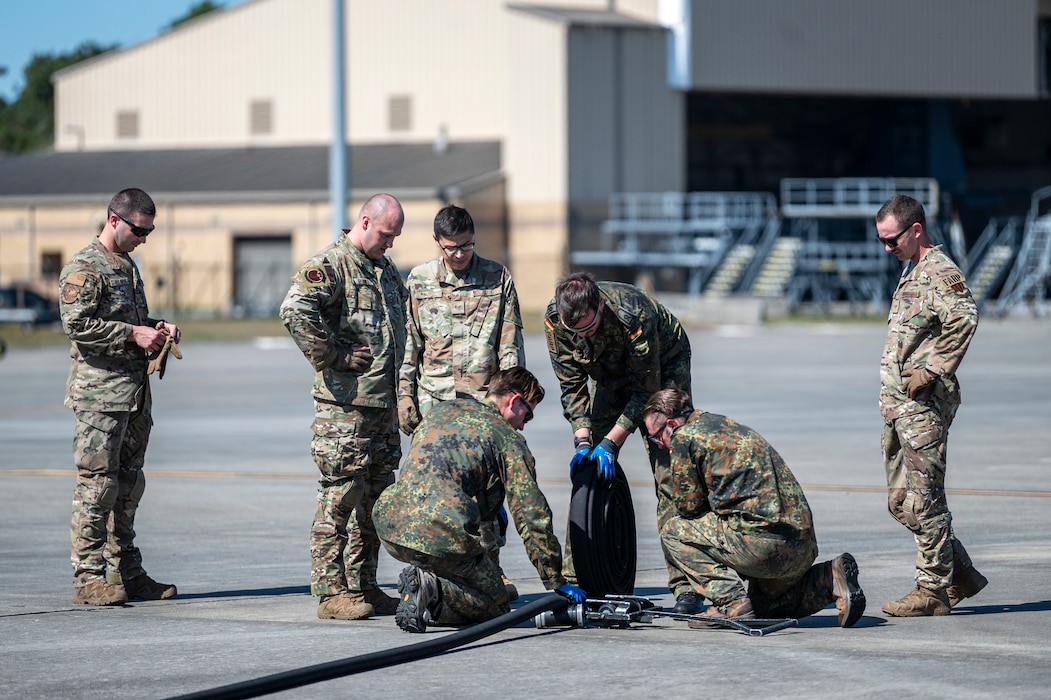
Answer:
[
  {"left": 59, "top": 238, "right": 159, "bottom": 411},
  {"left": 880, "top": 246, "right": 978, "bottom": 421},
  {"left": 669, "top": 410, "right": 814, "bottom": 538},
  {"left": 544, "top": 282, "right": 689, "bottom": 434},
  {"left": 372, "top": 397, "right": 566, "bottom": 589},
  {"left": 399, "top": 254, "right": 524, "bottom": 403},
  {"left": 280, "top": 233, "right": 407, "bottom": 408}
]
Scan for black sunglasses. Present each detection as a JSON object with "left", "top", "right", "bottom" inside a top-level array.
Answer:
[
  {"left": 111, "top": 209, "right": 155, "bottom": 238},
  {"left": 516, "top": 394, "right": 534, "bottom": 424},
  {"left": 878, "top": 222, "right": 913, "bottom": 248}
]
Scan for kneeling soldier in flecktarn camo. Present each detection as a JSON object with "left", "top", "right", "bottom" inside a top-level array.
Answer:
[
  {"left": 642, "top": 388, "right": 866, "bottom": 629},
  {"left": 374, "top": 367, "right": 586, "bottom": 633}
]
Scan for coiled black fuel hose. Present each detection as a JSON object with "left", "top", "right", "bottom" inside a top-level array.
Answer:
[{"left": 567, "top": 457, "right": 637, "bottom": 598}]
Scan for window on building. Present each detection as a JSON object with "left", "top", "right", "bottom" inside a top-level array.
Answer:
[
  {"left": 250, "top": 99, "right": 273, "bottom": 135},
  {"left": 41, "top": 252, "right": 63, "bottom": 279},
  {"left": 1041, "top": 19, "right": 1050, "bottom": 98},
  {"left": 388, "top": 95, "right": 412, "bottom": 132},
  {"left": 116, "top": 110, "right": 140, "bottom": 139}
]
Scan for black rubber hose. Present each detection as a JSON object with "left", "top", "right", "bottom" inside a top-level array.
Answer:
[
  {"left": 168, "top": 593, "right": 570, "bottom": 700},
  {"left": 568, "top": 457, "right": 637, "bottom": 598}
]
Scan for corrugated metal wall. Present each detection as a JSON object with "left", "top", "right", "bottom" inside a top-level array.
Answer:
[{"left": 687, "top": 0, "right": 1039, "bottom": 98}]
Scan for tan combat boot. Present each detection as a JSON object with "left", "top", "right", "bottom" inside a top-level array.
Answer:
[
  {"left": 317, "top": 593, "right": 374, "bottom": 620},
  {"left": 947, "top": 566, "right": 988, "bottom": 608},
  {"left": 502, "top": 575, "right": 519, "bottom": 602},
  {"left": 351, "top": 588, "right": 400, "bottom": 615},
  {"left": 74, "top": 580, "right": 128, "bottom": 606},
  {"left": 882, "top": 587, "right": 950, "bottom": 617},
  {"left": 687, "top": 596, "right": 755, "bottom": 629},
  {"left": 124, "top": 574, "right": 177, "bottom": 601}
]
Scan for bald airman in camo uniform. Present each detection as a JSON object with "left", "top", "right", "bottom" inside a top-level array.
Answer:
[
  {"left": 375, "top": 367, "right": 585, "bottom": 633},
  {"left": 280, "top": 193, "right": 407, "bottom": 621},
  {"left": 59, "top": 188, "right": 180, "bottom": 606},
  {"left": 398, "top": 204, "right": 525, "bottom": 598},
  {"left": 642, "top": 388, "right": 866, "bottom": 628},
  {"left": 876, "top": 194, "right": 987, "bottom": 617},
  {"left": 544, "top": 272, "right": 697, "bottom": 611}
]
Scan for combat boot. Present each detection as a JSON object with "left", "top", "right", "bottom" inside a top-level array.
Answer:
[
  {"left": 830, "top": 553, "right": 866, "bottom": 628},
  {"left": 317, "top": 593, "right": 374, "bottom": 620},
  {"left": 352, "top": 588, "right": 400, "bottom": 615},
  {"left": 395, "top": 566, "right": 441, "bottom": 633},
  {"left": 124, "top": 574, "right": 177, "bottom": 601},
  {"left": 74, "top": 580, "right": 128, "bottom": 606},
  {"left": 882, "top": 587, "right": 950, "bottom": 617},
  {"left": 502, "top": 574, "right": 519, "bottom": 602},
  {"left": 947, "top": 566, "right": 988, "bottom": 608},
  {"left": 672, "top": 590, "right": 703, "bottom": 614},
  {"left": 687, "top": 596, "right": 754, "bottom": 629}
]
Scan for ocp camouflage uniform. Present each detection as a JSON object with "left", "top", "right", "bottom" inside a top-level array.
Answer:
[
  {"left": 399, "top": 254, "right": 525, "bottom": 556},
  {"left": 280, "top": 233, "right": 406, "bottom": 597},
  {"left": 374, "top": 398, "right": 566, "bottom": 624},
  {"left": 544, "top": 282, "right": 691, "bottom": 588},
  {"left": 662, "top": 410, "right": 837, "bottom": 617},
  {"left": 880, "top": 246, "right": 978, "bottom": 592},
  {"left": 59, "top": 238, "right": 160, "bottom": 588}
]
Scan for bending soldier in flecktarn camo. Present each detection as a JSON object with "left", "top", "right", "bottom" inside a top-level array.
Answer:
[
  {"left": 59, "top": 187, "right": 180, "bottom": 606},
  {"left": 398, "top": 204, "right": 525, "bottom": 601},
  {"left": 875, "top": 194, "right": 987, "bottom": 617},
  {"left": 642, "top": 388, "right": 866, "bottom": 629},
  {"left": 544, "top": 272, "right": 699, "bottom": 613},
  {"left": 375, "top": 368, "right": 586, "bottom": 633},
  {"left": 280, "top": 193, "right": 408, "bottom": 621}
]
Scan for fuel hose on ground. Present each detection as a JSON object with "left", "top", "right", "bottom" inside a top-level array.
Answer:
[
  {"left": 568, "top": 456, "right": 637, "bottom": 598},
  {"left": 168, "top": 594, "right": 571, "bottom": 700}
]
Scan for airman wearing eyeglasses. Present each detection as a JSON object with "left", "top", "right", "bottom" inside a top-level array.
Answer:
[
  {"left": 642, "top": 387, "right": 866, "bottom": 629},
  {"left": 58, "top": 188, "right": 181, "bottom": 607},
  {"left": 875, "top": 194, "right": 985, "bottom": 617},
  {"left": 398, "top": 204, "right": 526, "bottom": 599},
  {"left": 375, "top": 367, "right": 583, "bottom": 633},
  {"left": 543, "top": 271, "right": 695, "bottom": 609}
]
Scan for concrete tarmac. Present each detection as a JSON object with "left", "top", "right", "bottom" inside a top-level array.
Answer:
[{"left": 1, "top": 319, "right": 1049, "bottom": 699}]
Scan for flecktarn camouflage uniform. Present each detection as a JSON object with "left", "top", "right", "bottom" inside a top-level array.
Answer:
[
  {"left": 60, "top": 238, "right": 160, "bottom": 588},
  {"left": 544, "top": 282, "right": 691, "bottom": 588},
  {"left": 662, "top": 410, "right": 837, "bottom": 617},
  {"left": 373, "top": 398, "right": 566, "bottom": 624},
  {"left": 881, "top": 246, "right": 978, "bottom": 591},
  {"left": 280, "top": 233, "right": 406, "bottom": 597}
]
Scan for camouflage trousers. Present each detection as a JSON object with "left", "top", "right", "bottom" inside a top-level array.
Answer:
[
  {"left": 70, "top": 394, "right": 153, "bottom": 587},
  {"left": 563, "top": 356, "right": 691, "bottom": 594},
  {"left": 883, "top": 404, "right": 973, "bottom": 591},
  {"left": 381, "top": 541, "right": 510, "bottom": 625},
  {"left": 309, "top": 401, "right": 400, "bottom": 596},
  {"left": 661, "top": 513, "right": 834, "bottom": 617}
]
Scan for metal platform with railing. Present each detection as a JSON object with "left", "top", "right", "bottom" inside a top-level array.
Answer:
[{"left": 993, "top": 185, "right": 1051, "bottom": 316}]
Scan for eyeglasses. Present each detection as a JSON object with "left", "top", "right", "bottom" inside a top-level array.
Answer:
[
  {"left": 878, "top": 223, "right": 913, "bottom": 248},
  {"left": 646, "top": 421, "right": 670, "bottom": 447},
  {"left": 438, "top": 241, "right": 475, "bottom": 254},
  {"left": 515, "top": 394, "right": 534, "bottom": 424},
  {"left": 561, "top": 301, "right": 603, "bottom": 335},
  {"left": 111, "top": 209, "right": 155, "bottom": 238}
]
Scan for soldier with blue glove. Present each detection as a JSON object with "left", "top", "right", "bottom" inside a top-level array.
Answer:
[{"left": 544, "top": 272, "right": 696, "bottom": 612}]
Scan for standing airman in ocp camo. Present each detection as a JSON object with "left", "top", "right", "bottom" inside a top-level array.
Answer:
[
  {"left": 544, "top": 272, "right": 696, "bottom": 612},
  {"left": 398, "top": 204, "right": 525, "bottom": 599},
  {"left": 875, "top": 194, "right": 986, "bottom": 617},
  {"left": 280, "top": 193, "right": 407, "bottom": 621}
]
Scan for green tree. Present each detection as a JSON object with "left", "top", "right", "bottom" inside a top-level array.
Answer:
[
  {"left": 167, "top": 1, "right": 225, "bottom": 31},
  {"left": 0, "top": 42, "right": 115, "bottom": 153}
]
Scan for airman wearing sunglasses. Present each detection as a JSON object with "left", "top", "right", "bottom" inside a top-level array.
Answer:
[
  {"left": 58, "top": 188, "right": 181, "bottom": 606},
  {"left": 875, "top": 194, "right": 985, "bottom": 617},
  {"left": 543, "top": 271, "right": 695, "bottom": 611}
]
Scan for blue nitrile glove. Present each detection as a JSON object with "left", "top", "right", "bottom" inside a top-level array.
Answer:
[
  {"left": 556, "top": 582, "right": 587, "bottom": 604},
  {"left": 589, "top": 438, "right": 618, "bottom": 481},
  {"left": 569, "top": 437, "right": 592, "bottom": 477},
  {"left": 497, "top": 506, "right": 508, "bottom": 527}
]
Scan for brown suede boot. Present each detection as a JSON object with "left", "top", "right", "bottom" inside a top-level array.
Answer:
[
  {"left": 351, "top": 588, "right": 400, "bottom": 615},
  {"left": 74, "top": 580, "right": 128, "bottom": 606},
  {"left": 502, "top": 575, "right": 519, "bottom": 602},
  {"left": 882, "top": 587, "right": 950, "bottom": 617},
  {"left": 947, "top": 566, "right": 988, "bottom": 608},
  {"left": 687, "top": 597, "right": 755, "bottom": 629},
  {"left": 317, "top": 593, "right": 374, "bottom": 620}
]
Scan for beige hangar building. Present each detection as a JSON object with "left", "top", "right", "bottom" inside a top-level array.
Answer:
[{"left": 1, "top": 0, "right": 1049, "bottom": 317}]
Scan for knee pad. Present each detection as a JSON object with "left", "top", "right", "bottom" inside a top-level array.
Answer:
[
  {"left": 337, "top": 476, "right": 366, "bottom": 511},
  {"left": 96, "top": 474, "right": 120, "bottom": 510}
]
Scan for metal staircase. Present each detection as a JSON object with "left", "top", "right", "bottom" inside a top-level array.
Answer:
[
  {"left": 751, "top": 237, "right": 803, "bottom": 298},
  {"left": 702, "top": 244, "right": 755, "bottom": 299},
  {"left": 966, "top": 217, "right": 1022, "bottom": 308},
  {"left": 993, "top": 185, "right": 1051, "bottom": 316}
]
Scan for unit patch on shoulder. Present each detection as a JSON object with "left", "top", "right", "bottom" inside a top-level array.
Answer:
[
  {"left": 61, "top": 272, "right": 87, "bottom": 304},
  {"left": 304, "top": 268, "right": 326, "bottom": 284},
  {"left": 941, "top": 271, "right": 967, "bottom": 294},
  {"left": 544, "top": 317, "right": 557, "bottom": 355}
]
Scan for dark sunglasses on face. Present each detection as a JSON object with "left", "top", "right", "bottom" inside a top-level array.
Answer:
[
  {"left": 878, "top": 222, "right": 913, "bottom": 248},
  {"left": 111, "top": 209, "right": 155, "bottom": 238}
]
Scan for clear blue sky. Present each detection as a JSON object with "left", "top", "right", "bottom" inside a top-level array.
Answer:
[{"left": 0, "top": 1, "right": 248, "bottom": 102}]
